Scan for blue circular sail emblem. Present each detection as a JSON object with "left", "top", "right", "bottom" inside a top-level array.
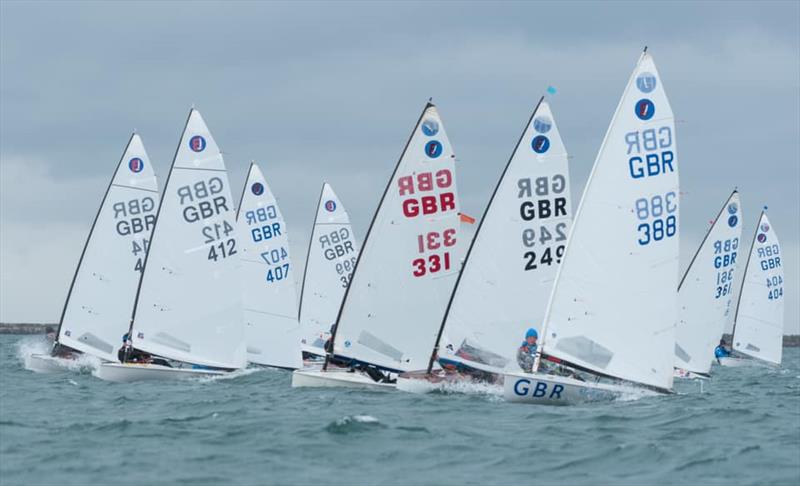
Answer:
[
  {"left": 128, "top": 157, "right": 144, "bottom": 173},
  {"left": 344, "top": 340, "right": 352, "bottom": 348},
  {"left": 636, "top": 72, "right": 657, "bottom": 93},
  {"left": 533, "top": 116, "right": 552, "bottom": 134},
  {"left": 727, "top": 202, "right": 738, "bottom": 214},
  {"left": 635, "top": 99, "right": 655, "bottom": 120},
  {"left": 189, "top": 135, "right": 206, "bottom": 152},
  {"left": 728, "top": 215, "right": 738, "bottom": 227},
  {"left": 324, "top": 200, "right": 337, "bottom": 212},
  {"left": 425, "top": 140, "right": 443, "bottom": 158},
  {"left": 421, "top": 119, "right": 439, "bottom": 136},
  {"left": 757, "top": 233, "right": 767, "bottom": 243},
  {"left": 251, "top": 182, "right": 264, "bottom": 196},
  {"left": 761, "top": 223, "right": 770, "bottom": 233},
  {"left": 531, "top": 135, "right": 550, "bottom": 154}
]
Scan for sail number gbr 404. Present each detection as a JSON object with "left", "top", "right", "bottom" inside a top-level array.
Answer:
[{"left": 177, "top": 176, "right": 237, "bottom": 262}]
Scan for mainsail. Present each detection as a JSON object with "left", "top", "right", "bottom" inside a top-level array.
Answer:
[
  {"left": 57, "top": 134, "right": 159, "bottom": 361},
  {"left": 539, "top": 50, "right": 679, "bottom": 391},
  {"left": 237, "top": 163, "right": 302, "bottom": 369},
  {"left": 298, "top": 183, "right": 359, "bottom": 355},
  {"left": 432, "top": 99, "right": 573, "bottom": 371},
  {"left": 675, "top": 191, "right": 742, "bottom": 375},
  {"left": 328, "top": 103, "right": 461, "bottom": 372},
  {"left": 129, "top": 109, "right": 246, "bottom": 369},
  {"left": 731, "top": 211, "right": 784, "bottom": 365}
]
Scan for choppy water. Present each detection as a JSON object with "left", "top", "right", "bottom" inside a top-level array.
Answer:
[{"left": 1, "top": 335, "right": 799, "bottom": 485}]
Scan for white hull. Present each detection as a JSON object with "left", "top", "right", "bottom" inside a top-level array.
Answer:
[
  {"left": 291, "top": 369, "right": 395, "bottom": 389},
  {"left": 503, "top": 372, "right": 660, "bottom": 405},
  {"left": 93, "top": 362, "right": 226, "bottom": 382},
  {"left": 26, "top": 354, "right": 72, "bottom": 374},
  {"left": 718, "top": 357, "right": 749, "bottom": 367},
  {"left": 673, "top": 367, "right": 710, "bottom": 380}
]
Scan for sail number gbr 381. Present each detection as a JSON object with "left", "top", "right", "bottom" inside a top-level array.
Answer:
[{"left": 177, "top": 176, "right": 237, "bottom": 262}]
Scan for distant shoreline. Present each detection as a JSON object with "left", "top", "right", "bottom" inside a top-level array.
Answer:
[{"left": 2, "top": 323, "right": 799, "bottom": 347}]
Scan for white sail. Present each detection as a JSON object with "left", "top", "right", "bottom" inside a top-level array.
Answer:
[
  {"left": 237, "top": 163, "right": 302, "bottom": 369},
  {"left": 675, "top": 191, "right": 742, "bottom": 375},
  {"left": 731, "top": 212, "right": 784, "bottom": 365},
  {"left": 57, "top": 134, "right": 159, "bottom": 361},
  {"left": 331, "top": 103, "right": 461, "bottom": 372},
  {"left": 130, "top": 109, "right": 246, "bottom": 369},
  {"left": 437, "top": 100, "right": 573, "bottom": 370},
  {"left": 540, "top": 51, "right": 679, "bottom": 391},
  {"left": 298, "top": 183, "right": 359, "bottom": 354}
]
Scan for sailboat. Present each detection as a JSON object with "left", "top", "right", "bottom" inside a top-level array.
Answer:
[
  {"left": 397, "top": 98, "right": 573, "bottom": 389},
  {"left": 297, "top": 183, "right": 359, "bottom": 361},
  {"left": 94, "top": 109, "right": 246, "bottom": 382},
  {"left": 721, "top": 210, "right": 784, "bottom": 366},
  {"left": 674, "top": 191, "right": 742, "bottom": 378},
  {"left": 504, "top": 49, "right": 680, "bottom": 404},
  {"left": 237, "top": 162, "right": 302, "bottom": 369},
  {"left": 27, "top": 134, "right": 159, "bottom": 373},
  {"left": 292, "top": 102, "right": 462, "bottom": 388}
]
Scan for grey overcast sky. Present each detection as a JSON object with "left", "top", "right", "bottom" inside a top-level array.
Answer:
[{"left": 1, "top": 1, "right": 798, "bottom": 333}]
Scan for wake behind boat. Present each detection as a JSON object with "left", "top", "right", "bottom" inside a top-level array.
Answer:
[
  {"left": 94, "top": 109, "right": 246, "bottom": 382},
  {"left": 28, "top": 134, "right": 159, "bottom": 373},
  {"left": 293, "top": 101, "right": 463, "bottom": 389},
  {"left": 505, "top": 48, "right": 680, "bottom": 404}
]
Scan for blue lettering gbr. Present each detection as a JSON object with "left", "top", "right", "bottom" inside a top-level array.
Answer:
[
  {"left": 626, "top": 127, "right": 674, "bottom": 179},
  {"left": 513, "top": 378, "right": 564, "bottom": 399}
]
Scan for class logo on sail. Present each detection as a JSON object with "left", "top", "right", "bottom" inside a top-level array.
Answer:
[
  {"left": 761, "top": 223, "right": 770, "bottom": 233},
  {"left": 728, "top": 215, "right": 738, "bottom": 227},
  {"left": 425, "top": 140, "right": 443, "bottom": 158},
  {"left": 421, "top": 119, "right": 439, "bottom": 136},
  {"left": 728, "top": 202, "right": 738, "bottom": 214},
  {"left": 189, "top": 135, "right": 207, "bottom": 153},
  {"left": 531, "top": 135, "right": 550, "bottom": 154},
  {"left": 128, "top": 157, "right": 144, "bottom": 173},
  {"left": 635, "top": 99, "right": 655, "bottom": 120},
  {"left": 533, "top": 116, "right": 552, "bottom": 134},
  {"left": 324, "top": 200, "right": 337, "bottom": 212},
  {"left": 251, "top": 182, "right": 264, "bottom": 196},
  {"left": 757, "top": 233, "right": 767, "bottom": 243},
  {"left": 636, "top": 72, "right": 657, "bottom": 93}
]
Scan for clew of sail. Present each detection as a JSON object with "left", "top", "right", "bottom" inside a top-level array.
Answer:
[
  {"left": 130, "top": 110, "right": 246, "bottom": 369},
  {"left": 435, "top": 99, "right": 573, "bottom": 372},
  {"left": 58, "top": 134, "right": 159, "bottom": 362},
  {"left": 298, "top": 183, "right": 359, "bottom": 355},
  {"left": 675, "top": 191, "right": 742, "bottom": 375},
  {"left": 731, "top": 212, "right": 784, "bottom": 365},
  {"left": 330, "top": 103, "right": 461, "bottom": 372},
  {"left": 539, "top": 51, "right": 679, "bottom": 391},
  {"left": 237, "top": 163, "right": 302, "bottom": 369}
]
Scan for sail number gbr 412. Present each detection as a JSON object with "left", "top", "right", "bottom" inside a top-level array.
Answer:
[{"left": 177, "top": 177, "right": 237, "bottom": 262}]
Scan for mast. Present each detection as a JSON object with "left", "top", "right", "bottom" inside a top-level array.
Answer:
[
  {"left": 677, "top": 189, "right": 738, "bottom": 291},
  {"left": 297, "top": 183, "right": 326, "bottom": 322},
  {"left": 235, "top": 162, "right": 256, "bottom": 221},
  {"left": 55, "top": 134, "right": 135, "bottom": 347},
  {"left": 425, "top": 97, "right": 545, "bottom": 374},
  {"left": 729, "top": 209, "right": 766, "bottom": 343},
  {"left": 323, "top": 102, "right": 433, "bottom": 371}
]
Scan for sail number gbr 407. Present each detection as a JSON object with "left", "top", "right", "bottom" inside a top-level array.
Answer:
[{"left": 178, "top": 176, "right": 237, "bottom": 262}]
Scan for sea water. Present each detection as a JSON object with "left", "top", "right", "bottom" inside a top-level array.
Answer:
[{"left": 1, "top": 334, "right": 798, "bottom": 485}]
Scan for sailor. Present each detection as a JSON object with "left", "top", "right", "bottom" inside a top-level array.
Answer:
[
  {"left": 117, "top": 333, "right": 132, "bottom": 362},
  {"left": 714, "top": 338, "right": 731, "bottom": 363},
  {"left": 44, "top": 326, "right": 56, "bottom": 342},
  {"left": 517, "top": 328, "right": 538, "bottom": 373}
]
